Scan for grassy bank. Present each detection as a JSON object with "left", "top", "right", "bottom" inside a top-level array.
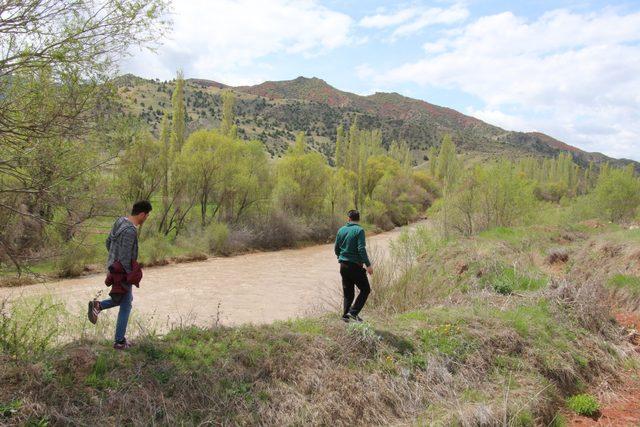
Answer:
[{"left": 1, "top": 222, "right": 639, "bottom": 426}]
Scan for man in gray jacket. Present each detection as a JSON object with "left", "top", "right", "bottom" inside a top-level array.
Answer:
[{"left": 88, "top": 200, "right": 151, "bottom": 350}]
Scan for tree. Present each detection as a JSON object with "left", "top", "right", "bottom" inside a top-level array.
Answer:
[
  {"left": 0, "top": 0, "right": 169, "bottom": 270},
  {"left": 274, "top": 136, "right": 329, "bottom": 217},
  {"left": 435, "top": 134, "right": 459, "bottom": 189},
  {"left": 389, "top": 140, "right": 412, "bottom": 169},
  {"left": 115, "top": 130, "right": 163, "bottom": 203},
  {"left": 220, "top": 90, "right": 237, "bottom": 138},
  {"left": 428, "top": 146, "right": 438, "bottom": 178},
  {"left": 171, "top": 70, "right": 186, "bottom": 151},
  {"left": 594, "top": 166, "right": 640, "bottom": 222},
  {"left": 434, "top": 134, "right": 459, "bottom": 237},
  {"left": 158, "top": 113, "right": 172, "bottom": 233},
  {"left": 335, "top": 124, "right": 347, "bottom": 168}
]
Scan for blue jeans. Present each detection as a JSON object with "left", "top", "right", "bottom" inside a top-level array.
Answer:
[{"left": 99, "top": 290, "right": 133, "bottom": 343}]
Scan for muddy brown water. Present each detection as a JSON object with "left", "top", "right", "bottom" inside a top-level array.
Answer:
[{"left": 0, "top": 223, "right": 423, "bottom": 330}]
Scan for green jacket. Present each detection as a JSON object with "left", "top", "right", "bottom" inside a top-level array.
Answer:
[{"left": 334, "top": 222, "right": 371, "bottom": 267}]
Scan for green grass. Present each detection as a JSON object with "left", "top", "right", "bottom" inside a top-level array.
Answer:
[
  {"left": 566, "top": 393, "right": 599, "bottom": 417},
  {"left": 0, "top": 399, "right": 22, "bottom": 417},
  {"left": 607, "top": 274, "right": 640, "bottom": 297},
  {"left": 483, "top": 265, "right": 548, "bottom": 295},
  {"left": 85, "top": 353, "right": 118, "bottom": 389},
  {"left": 418, "top": 324, "right": 470, "bottom": 359},
  {"left": 278, "top": 317, "right": 324, "bottom": 335}
]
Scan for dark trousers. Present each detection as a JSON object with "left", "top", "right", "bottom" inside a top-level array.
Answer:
[{"left": 340, "top": 262, "right": 371, "bottom": 316}]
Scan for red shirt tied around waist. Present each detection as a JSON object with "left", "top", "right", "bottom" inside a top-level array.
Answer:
[
  {"left": 88, "top": 200, "right": 152, "bottom": 350},
  {"left": 105, "top": 259, "right": 143, "bottom": 295}
]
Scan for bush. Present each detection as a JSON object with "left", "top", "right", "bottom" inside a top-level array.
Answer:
[
  {"left": 139, "top": 233, "right": 173, "bottom": 266},
  {"left": 594, "top": 167, "right": 640, "bottom": 222},
  {"left": 483, "top": 266, "right": 547, "bottom": 295},
  {"left": 534, "top": 181, "right": 568, "bottom": 202},
  {"left": 247, "top": 211, "right": 307, "bottom": 250},
  {"left": 55, "top": 240, "right": 99, "bottom": 278},
  {"left": 566, "top": 393, "right": 599, "bottom": 417},
  {"left": 205, "top": 222, "right": 230, "bottom": 255},
  {"left": 0, "top": 297, "right": 65, "bottom": 358}
]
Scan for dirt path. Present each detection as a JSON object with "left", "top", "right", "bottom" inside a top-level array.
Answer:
[{"left": 0, "top": 224, "right": 417, "bottom": 329}]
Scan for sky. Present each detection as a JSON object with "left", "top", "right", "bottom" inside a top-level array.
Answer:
[{"left": 121, "top": 0, "right": 640, "bottom": 161}]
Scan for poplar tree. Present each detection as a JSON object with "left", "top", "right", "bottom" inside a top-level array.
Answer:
[
  {"left": 436, "top": 134, "right": 459, "bottom": 189},
  {"left": 221, "top": 90, "right": 237, "bottom": 138},
  {"left": 171, "top": 71, "right": 186, "bottom": 152},
  {"left": 158, "top": 113, "right": 171, "bottom": 233},
  {"left": 427, "top": 145, "right": 438, "bottom": 178},
  {"left": 335, "top": 124, "right": 347, "bottom": 168}
]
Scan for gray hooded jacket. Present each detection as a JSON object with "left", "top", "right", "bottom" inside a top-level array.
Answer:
[{"left": 106, "top": 217, "right": 138, "bottom": 273}]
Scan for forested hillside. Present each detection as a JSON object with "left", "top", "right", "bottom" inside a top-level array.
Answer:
[{"left": 115, "top": 74, "right": 639, "bottom": 170}]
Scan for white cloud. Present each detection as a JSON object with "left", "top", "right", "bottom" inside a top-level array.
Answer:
[
  {"left": 359, "top": 7, "right": 419, "bottom": 29},
  {"left": 368, "top": 8, "right": 640, "bottom": 160},
  {"left": 359, "top": 3, "right": 469, "bottom": 39},
  {"left": 121, "top": 0, "right": 353, "bottom": 81},
  {"left": 391, "top": 4, "right": 469, "bottom": 39},
  {"left": 466, "top": 107, "right": 532, "bottom": 132}
]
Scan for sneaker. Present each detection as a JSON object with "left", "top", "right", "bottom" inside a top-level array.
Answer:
[
  {"left": 113, "top": 339, "right": 132, "bottom": 350},
  {"left": 341, "top": 314, "right": 350, "bottom": 323},
  {"left": 87, "top": 300, "right": 100, "bottom": 324},
  {"left": 347, "top": 313, "right": 363, "bottom": 322}
]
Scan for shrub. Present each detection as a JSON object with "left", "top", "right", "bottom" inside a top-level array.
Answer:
[
  {"left": 247, "top": 211, "right": 307, "bottom": 250},
  {"left": 534, "top": 181, "right": 568, "bottom": 202},
  {"left": 56, "top": 239, "right": 99, "bottom": 278},
  {"left": 139, "top": 233, "right": 173, "bottom": 266},
  {"left": 594, "top": 167, "right": 640, "bottom": 222},
  {"left": 0, "top": 297, "right": 64, "bottom": 358},
  {"left": 205, "top": 222, "right": 230, "bottom": 255},
  {"left": 547, "top": 248, "right": 569, "bottom": 264},
  {"left": 484, "top": 266, "right": 547, "bottom": 295},
  {"left": 566, "top": 393, "right": 599, "bottom": 417}
]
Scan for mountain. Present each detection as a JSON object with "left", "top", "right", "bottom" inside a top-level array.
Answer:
[{"left": 113, "top": 74, "right": 638, "bottom": 169}]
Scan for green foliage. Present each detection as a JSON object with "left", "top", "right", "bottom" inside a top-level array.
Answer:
[
  {"left": 140, "top": 233, "right": 173, "bottom": 265},
  {"left": 274, "top": 135, "right": 329, "bottom": 217},
  {"left": 435, "top": 134, "right": 459, "bottom": 190},
  {"left": 518, "top": 153, "right": 583, "bottom": 199},
  {"left": 0, "top": 399, "right": 22, "bottom": 417},
  {"left": 205, "top": 222, "right": 230, "bottom": 255},
  {"left": 418, "top": 324, "right": 469, "bottom": 359},
  {"left": 220, "top": 90, "right": 237, "bottom": 138},
  {"left": 55, "top": 239, "right": 100, "bottom": 278},
  {"left": 334, "top": 124, "right": 347, "bottom": 168},
  {"left": 483, "top": 266, "right": 547, "bottom": 295},
  {"left": 85, "top": 353, "right": 118, "bottom": 389},
  {"left": 431, "top": 160, "right": 536, "bottom": 236},
  {"left": 566, "top": 394, "right": 599, "bottom": 417},
  {"left": 115, "top": 129, "right": 163, "bottom": 203},
  {"left": 594, "top": 166, "right": 640, "bottom": 222},
  {"left": 0, "top": 298, "right": 64, "bottom": 358},
  {"left": 171, "top": 70, "right": 186, "bottom": 151}
]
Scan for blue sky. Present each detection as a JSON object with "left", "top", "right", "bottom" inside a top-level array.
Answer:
[{"left": 122, "top": 0, "right": 640, "bottom": 160}]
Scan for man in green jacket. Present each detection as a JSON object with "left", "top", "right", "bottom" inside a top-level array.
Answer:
[{"left": 334, "top": 210, "right": 373, "bottom": 322}]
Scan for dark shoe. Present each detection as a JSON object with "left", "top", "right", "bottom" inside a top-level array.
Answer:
[
  {"left": 87, "top": 300, "right": 100, "bottom": 324},
  {"left": 113, "top": 339, "right": 132, "bottom": 350},
  {"left": 347, "top": 313, "right": 363, "bottom": 323},
  {"left": 341, "top": 314, "right": 350, "bottom": 323}
]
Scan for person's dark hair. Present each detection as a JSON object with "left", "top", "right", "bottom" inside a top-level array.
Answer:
[
  {"left": 348, "top": 209, "right": 360, "bottom": 222},
  {"left": 131, "top": 200, "right": 152, "bottom": 215}
]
